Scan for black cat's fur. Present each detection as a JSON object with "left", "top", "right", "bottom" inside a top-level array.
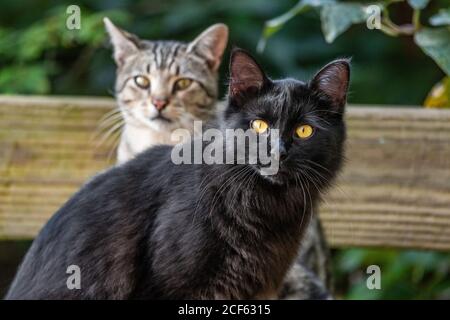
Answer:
[{"left": 6, "top": 49, "right": 349, "bottom": 299}]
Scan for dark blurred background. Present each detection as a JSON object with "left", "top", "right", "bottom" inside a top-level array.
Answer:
[
  {"left": 0, "top": 0, "right": 449, "bottom": 299},
  {"left": 0, "top": 0, "right": 446, "bottom": 103}
]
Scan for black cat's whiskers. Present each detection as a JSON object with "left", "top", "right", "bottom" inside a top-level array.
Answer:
[
  {"left": 298, "top": 165, "right": 330, "bottom": 208},
  {"left": 299, "top": 163, "right": 327, "bottom": 187},
  {"left": 199, "top": 166, "right": 246, "bottom": 229},
  {"left": 303, "top": 167, "right": 331, "bottom": 197},
  {"left": 209, "top": 166, "right": 250, "bottom": 211},
  {"left": 225, "top": 166, "right": 260, "bottom": 235},
  {"left": 295, "top": 172, "right": 313, "bottom": 235},
  {"left": 193, "top": 145, "right": 261, "bottom": 220},
  {"left": 229, "top": 166, "right": 255, "bottom": 213},
  {"left": 195, "top": 148, "right": 255, "bottom": 201},
  {"left": 294, "top": 160, "right": 329, "bottom": 200},
  {"left": 303, "top": 159, "right": 333, "bottom": 175},
  {"left": 195, "top": 165, "right": 241, "bottom": 209},
  {"left": 293, "top": 171, "right": 307, "bottom": 229},
  {"left": 303, "top": 159, "right": 348, "bottom": 198},
  {"left": 302, "top": 172, "right": 315, "bottom": 231},
  {"left": 222, "top": 166, "right": 252, "bottom": 210},
  {"left": 207, "top": 165, "right": 252, "bottom": 222},
  {"left": 235, "top": 170, "right": 252, "bottom": 206},
  {"left": 193, "top": 165, "right": 249, "bottom": 224}
]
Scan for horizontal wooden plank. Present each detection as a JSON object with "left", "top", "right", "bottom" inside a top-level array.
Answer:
[{"left": 0, "top": 95, "right": 450, "bottom": 251}]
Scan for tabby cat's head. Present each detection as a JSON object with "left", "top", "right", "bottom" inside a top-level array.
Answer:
[{"left": 104, "top": 18, "right": 228, "bottom": 132}]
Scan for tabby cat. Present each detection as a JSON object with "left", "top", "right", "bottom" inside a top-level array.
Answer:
[
  {"left": 6, "top": 49, "right": 349, "bottom": 299},
  {"left": 103, "top": 18, "right": 228, "bottom": 164}
]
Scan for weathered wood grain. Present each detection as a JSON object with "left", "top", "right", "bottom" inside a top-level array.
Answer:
[{"left": 1, "top": 96, "right": 449, "bottom": 251}]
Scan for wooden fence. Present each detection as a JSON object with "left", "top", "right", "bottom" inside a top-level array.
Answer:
[{"left": 1, "top": 95, "right": 449, "bottom": 251}]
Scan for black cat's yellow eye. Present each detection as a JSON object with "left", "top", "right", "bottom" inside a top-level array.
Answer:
[
  {"left": 251, "top": 119, "right": 269, "bottom": 134},
  {"left": 134, "top": 76, "right": 150, "bottom": 89},
  {"left": 296, "top": 124, "right": 314, "bottom": 139},
  {"left": 174, "top": 78, "right": 192, "bottom": 91}
]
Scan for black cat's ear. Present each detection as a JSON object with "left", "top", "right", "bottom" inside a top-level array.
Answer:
[
  {"left": 310, "top": 59, "right": 350, "bottom": 111},
  {"left": 229, "top": 48, "right": 267, "bottom": 106},
  {"left": 104, "top": 17, "right": 140, "bottom": 67}
]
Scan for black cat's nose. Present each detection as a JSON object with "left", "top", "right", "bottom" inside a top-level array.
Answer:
[
  {"left": 279, "top": 148, "right": 288, "bottom": 162},
  {"left": 278, "top": 141, "right": 288, "bottom": 162}
]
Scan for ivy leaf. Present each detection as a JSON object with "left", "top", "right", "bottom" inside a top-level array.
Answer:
[
  {"left": 407, "top": 0, "right": 430, "bottom": 10},
  {"left": 258, "top": 0, "right": 335, "bottom": 52},
  {"left": 414, "top": 27, "right": 450, "bottom": 75},
  {"left": 430, "top": 8, "right": 450, "bottom": 26},
  {"left": 320, "top": 3, "right": 369, "bottom": 43}
]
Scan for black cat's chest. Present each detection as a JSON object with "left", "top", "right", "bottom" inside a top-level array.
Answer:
[
  {"left": 148, "top": 165, "right": 311, "bottom": 299},
  {"left": 204, "top": 179, "right": 307, "bottom": 298}
]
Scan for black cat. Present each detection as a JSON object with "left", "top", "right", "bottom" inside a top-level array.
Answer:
[{"left": 6, "top": 49, "right": 349, "bottom": 299}]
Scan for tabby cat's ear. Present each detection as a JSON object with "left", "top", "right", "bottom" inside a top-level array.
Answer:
[
  {"left": 104, "top": 17, "right": 140, "bottom": 67},
  {"left": 310, "top": 59, "right": 350, "bottom": 111},
  {"left": 228, "top": 48, "right": 267, "bottom": 106},
  {"left": 187, "top": 24, "right": 228, "bottom": 71}
]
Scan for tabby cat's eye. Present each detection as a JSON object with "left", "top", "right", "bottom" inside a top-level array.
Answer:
[
  {"left": 296, "top": 124, "right": 314, "bottom": 139},
  {"left": 251, "top": 119, "right": 269, "bottom": 134},
  {"left": 174, "top": 78, "right": 192, "bottom": 91},
  {"left": 134, "top": 76, "right": 150, "bottom": 89}
]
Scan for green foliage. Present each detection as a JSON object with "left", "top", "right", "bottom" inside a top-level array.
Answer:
[
  {"left": 0, "top": 5, "right": 129, "bottom": 94},
  {"left": 261, "top": 0, "right": 450, "bottom": 76},
  {"left": 258, "top": 0, "right": 333, "bottom": 51},
  {"left": 320, "top": 3, "right": 369, "bottom": 43},
  {"left": 334, "top": 249, "right": 450, "bottom": 299},
  {"left": 430, "top": 8, "right": 450, "bottom": 26},
  {"left": 0, "top": 0, "right": 445, "bottom": 105},
  {"left": 415, "top": 28, "right": 450, "bottom": 75}
]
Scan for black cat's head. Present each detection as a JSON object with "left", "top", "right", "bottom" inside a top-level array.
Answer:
[{"left": 223, "top": 48, "right": 350, "bottom": 187}]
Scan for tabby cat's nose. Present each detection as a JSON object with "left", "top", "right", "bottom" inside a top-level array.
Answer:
[{"left": 152, "top": 98, "right": 169, "bottom": 111}]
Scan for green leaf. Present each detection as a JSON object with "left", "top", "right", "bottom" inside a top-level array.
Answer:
[
  {"left": 414, "top": 27, "right": 450, "bottom": 75},
  {"left": 18, "top": 23, "right": 53, "bottom": 61},
  {"left": 430, "top": 8, "right": 450, "bottom": 26},
  {"left": 320, "top": 3, "right": 369, "bottom": 43},
  {"left": 258, "top": 0, "right": 335, "bottom": 52},
  {"left": 337, "top": 249, "right": 367, "bottom": 272},
  {"left": 0, "top": 64, "right": 50, "bottom": 94},
  {"left": 407, "top": 0, "right": 430, "bottom": 10}
]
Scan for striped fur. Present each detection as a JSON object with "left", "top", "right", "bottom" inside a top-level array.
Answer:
[{"left": 104, "top": 18, "right": 228, "bottom": 163}]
